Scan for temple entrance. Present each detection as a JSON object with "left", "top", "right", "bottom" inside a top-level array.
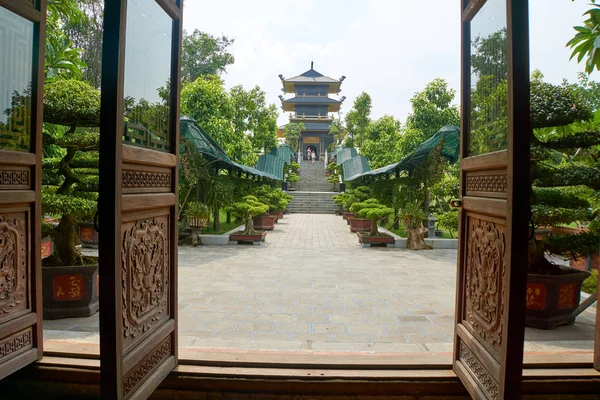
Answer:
[{"left": 306, "top": 144, "right": 318, "bottom": 160}]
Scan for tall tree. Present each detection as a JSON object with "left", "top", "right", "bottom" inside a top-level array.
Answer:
[
  {"left": 283, "top": 122, "right": 305, "bottom": 153},
  {"left": 344, "top": 92, "right": 372, "bottom": 149},
  {"left": 230, "top": 85, "right": 278, "bottom": 155},
  {"left": 404, "top": 78, "right": 459, "bottom": 154},
  {"left": 182, "top": 30, "right": 235, "bottom": 82},
  {"left": 470, "top": 28, "right": 507, "bottom": 84},
  {"left": 63, "top": 0, "right": 104, "bottom": 88},
  {"left": 360, "top": 115, "right": 402, "bottom": 169},
  {"left": 568, "top": 0, "right": 600, "bottom": 74}
]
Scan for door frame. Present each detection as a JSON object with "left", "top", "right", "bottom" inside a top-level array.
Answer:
[{"left": 0, "top": 0, "right": 46, "bottom": 380}]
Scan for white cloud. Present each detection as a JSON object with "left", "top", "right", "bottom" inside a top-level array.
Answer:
[{"left": 182, "top": 0, "right": 597, "bottom": 127}]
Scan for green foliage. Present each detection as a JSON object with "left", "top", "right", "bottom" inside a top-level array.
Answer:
[
  {"left": 44, "top": 80, "right": 100, "bottom": 127},
  {"left": 181, "top": 30, "right": 235, "bottom": 82},
  {"left": 227, "top": 195, "right": 269, "bottom": 235},
  {"left": 542, "top": 231, "right": 600, "bottom": 258},
  {"left": 344, "top": 92, "right": 372, "bottom": 149},
  {"left": 332, "top": 186, "right": 371, "bottom": 210},
  {"left": 326, "top": 162, "right": 338, "bottom": 173},
  {"left": 531, "top": 79, "right": 593, "bottom": 128},
  {"left": 289, "top": 162, "right": 301, "bottom": 174},
  {"left": 349, "top": 198, "right": 394, "bottom": 236},
  {"left": 252, "top": 185, "right": 293, "bottom": 212},
  {"left": 567, "top": 2, "right": 600, "bottom": 74},
  {"left": 360, "top": 115, "right": 402, "bottom": 169},
  {"left": 471, "top": 28, "right": 507, "bottom": 84},
  {"left": 581, "top": 269, "right": 598, "bottom": 294},
  {"left": 399, "top": 201, "right": 425, "bottom": 229},
  {"left": 185, "top": 201, "right": 211, "bottom": 219},
  {"left": 533, "top": 188, "right": 590, "bottom": 209},
  {"left": 283, "top": 122, "right": 305, "bottom": 152},
  {"left": 41, "top": 191, "right": 96, "bottom": 220},
  {"left": 532, "top": 205, "right": 591, "bottom": 227},
  {"left": 404, "top": 79, "right": 460, "bottom": 151},
  {"left": 286, "top": 172, "right": 299, "bottom": 183},
  {"left": 436, "top": 211, "right": 459, "bottom": 238}
]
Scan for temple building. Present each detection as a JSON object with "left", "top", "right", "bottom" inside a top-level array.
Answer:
[{"left": 278, "top": 62, "right": 345, "bottom": 160}]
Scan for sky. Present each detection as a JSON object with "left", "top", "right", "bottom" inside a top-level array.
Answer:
[{"left": 182, "top": 1, "right": 597, "bottom": 127}]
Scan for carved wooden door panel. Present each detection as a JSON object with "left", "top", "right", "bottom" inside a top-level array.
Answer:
[
  {"left": 454, "top": 1, "right": 530, "bottom": 399},
  {"left": 99, "top": 0, "right": 182, "bottom": 398},
  {"left": 0, "top": 0, "right": 45, "bottom": 381}
]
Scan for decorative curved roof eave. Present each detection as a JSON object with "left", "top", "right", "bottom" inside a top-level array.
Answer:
[{"left": 279, "top": 64, "right": 346, "bottom": 94}]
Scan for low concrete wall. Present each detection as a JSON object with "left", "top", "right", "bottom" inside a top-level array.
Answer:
[
  {"left": 197, "top": 225, "right": 244, "bottom": 246},
  {"left": 377, "top": 226, "right": 458, "bottom": 249}
]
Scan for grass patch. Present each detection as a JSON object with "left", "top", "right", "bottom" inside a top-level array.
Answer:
[{"left": 202, "top": 209, "right": 242, "bottom": 235}]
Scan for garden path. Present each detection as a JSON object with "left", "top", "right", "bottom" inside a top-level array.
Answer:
[{"left": 44, "top": 214, "right": 596, "bottom": 361}]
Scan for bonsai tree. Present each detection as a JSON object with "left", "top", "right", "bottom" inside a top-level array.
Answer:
[
  {"left": 185, "top": 201, "right": 211, "bottom": 227},
  {"left": 349, "top": 198, "right": 394, "bottom": 237},
  {"left": 289, "top": 161, "right": 301, "bottom": 175},
  {"left": 227, "top": 195, "right": 269, "bottom": 235},
  {"left": 333, "top": 186, "right": 371, "bottom": 212},
  {"left": 41, "top": 79, "right": 100, "bottom": 266},
  {"left": 528, "top": 77, "right": 600, "bottom": 274},
  {"left": 327, "top": 173, "right": 340, "bottom": 191},
  {"left": 400, "top": 201, "right": 430, "bottom": 250},
  {"left": 252, "top": 185, "right": 293, "bottom": 213}
]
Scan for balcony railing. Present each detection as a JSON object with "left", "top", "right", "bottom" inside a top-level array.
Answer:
[{"left": 291, "top": 113, "right": 332, "bottom": 120}]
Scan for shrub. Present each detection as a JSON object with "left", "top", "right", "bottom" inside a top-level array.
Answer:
[
  {"left": 581, "top": 269, "right": 598, "bottom": 294},
  {"left": 349, "top": 198, "right": 395, "bottom": 236},
  {"left": 227, "top": 195, "right": 269, "bottom": 234},
  {"left": 436, "top": 211, "right": 459, "bottom": 237}
]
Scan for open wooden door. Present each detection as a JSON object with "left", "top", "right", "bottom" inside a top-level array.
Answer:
[
  {"left": 0, "top": 0, "right": 45, "bottom": 381},
  {"left": 453, "top": 0, "right": 530, "bottom": 399},
  {"left": 99, "top": 0, "right": 182, "bottom": 398}
]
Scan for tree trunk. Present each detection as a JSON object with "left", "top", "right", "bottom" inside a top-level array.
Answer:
[
  {"left": 213, "top": 207, "right": 220, "bottom": 232},
  {"left": 226, "top": 211, "right": 232, "bottom": 224},
  {"left": 54, "top": 214, "right": 80, "bottom": 265},
  {"left": 370, "top": 219, "right": 379, "bottom": 236},
  {"left": 243, "top": 215, "right": 258, "bottom": 235},
  {"left": 406, "top": 226, "right": 431, "bottom": 250},
  {"left": 393, "top": 214, "right": 400, "bottom": 230}
]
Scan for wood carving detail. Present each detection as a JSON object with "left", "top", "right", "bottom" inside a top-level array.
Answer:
[
  {"left": 122, "top": 336, "right": 171, "bottom": 397},
  {"left": 0, "top": 214, "right": 27, "bottom": 315},
  {"left": 0, "top": 328, "right": 32, "bottom": 360},
  {"left": 0, "top": 170, "right": 29, "bottom": 186},
  {"left": 465, "top": 217, "right": 505, "bottom": 349},
  {"left": 122, "top": 170, "right": 170, "bottom": 188},
  {"left": 122, "top": 217, "right": 169, "bottom": 340},
  {"left": 459, "top": 342, "right": 499, "bottom": 400},
  {"left": 466, "top": 175, "right": 507, "bottom": 193}
]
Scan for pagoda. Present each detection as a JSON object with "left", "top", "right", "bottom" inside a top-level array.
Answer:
[{"left": 278, "top": 62, "right": 345, "bottom": 160}]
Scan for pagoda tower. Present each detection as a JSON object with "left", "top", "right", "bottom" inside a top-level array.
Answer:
[{"left": 278, "top": 62, "right": 345, "bottom": 160}]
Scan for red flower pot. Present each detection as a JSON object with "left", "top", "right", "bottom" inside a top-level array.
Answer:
[
  {"left": 349, "top": 217, "right": 372, "bottom": 233},
  {"left": 252, "top": 214, "right": 277, "bottom": 230}
]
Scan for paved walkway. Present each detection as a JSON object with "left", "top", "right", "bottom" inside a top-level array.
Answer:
[{"left": 44, "top": 214, "right": 596, "bottom": 359}]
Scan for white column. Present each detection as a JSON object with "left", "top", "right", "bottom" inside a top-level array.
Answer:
[{"left": 324, "top": 150, "right": 328, "bottom": 169}]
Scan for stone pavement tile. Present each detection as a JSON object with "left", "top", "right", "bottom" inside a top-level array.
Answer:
[
  {"left": 261, "top": 313, "right": 296, "bottom": 322},
  {"left": 329, "top": 314, "right": 365, "bottom": 324},
  {"left": 529, "top": 340, "right": 596, "bottom": 352},
  {"left": 275, "top": 322, "right": 310, "bottom": 333},
  {"left": 314, "top": 324, "right": 347, "bottom": 334},
  {"left": 201, "top": 321, "right": 240, "bottom": 331},
  {"left": 295, "top": 314, "right": 329, "bottom": 323},
  {"left": 407, "top": 334, "right": 452, "bottom": 343},
  {"left": 348, "top": 324, "right": 385, "bottom": 335},
  {"left": 373, "top": 335, "right": 410, "bottom": 343},
  {"left": 238, "top": 322, "right": 275, "bottom": 332},
  {"left": 226, "top": 313, "right": 261, "bottom": 322},
  {"left": 179, "top": 336, "right": 197, "bottom": 347},
  {"left": 363, "top": 315, "right": 400, "bottom": 324},
  {"left": 422, "top": 343, "right": 455, "bottom": 353},
  {"left": 397, "top": 316, "right": 434, "bottom": 324},
  {"left": 385, "top": 325, "right": 422, "bottom": 335},
  {"left": 253, "top": 332, "right": 291, "bottom": 340},
  {"left": 293, "top": 334, "right": 329, "bottom": 342}
]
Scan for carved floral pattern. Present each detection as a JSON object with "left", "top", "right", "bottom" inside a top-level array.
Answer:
[
  {"left": 558, "top": 283, "right": 577, "bottom": 309},
  {"left": 122, "top": 336, "right": 171, "bottom": 396},
  {"left": 0, "top": 214, "right": 27, "bottom": 315},
  {"left": 122, "top": 170, "right": 170, "bottom": 189},
  {"left": 466, "top": 175, "right": 507, "bottom": 193},
  {"left": 465, "top": 217, "right": 505, "bottom": 350},
  {"left": 459, "top": 342, "right": 499, "bottom": 400},
  {"left": 0, "top": 171, "right": 29, "bottom": 187},
  {"left": 122, "top": 218, "right": 169, "bottom": 340}
]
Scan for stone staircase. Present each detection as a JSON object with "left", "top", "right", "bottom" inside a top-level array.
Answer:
[{"left": 287, "top": 161, "right": 337, "bottom": 214}]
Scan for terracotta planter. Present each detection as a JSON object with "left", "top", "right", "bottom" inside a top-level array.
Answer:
[
  {"left": 253, "top": 215, "right": 277, "bottom": 230},
  {"left": 342, "top": 212, "right": 353, "bottom": 221},
  {"left": 42, "top": 264, "right": 99, "bottom": 319},
  {"left": 349, "top": 217, "right": 372, "bottom": 233},
  {"left": 78, "top": 222, "right": 99, "bottom": 249},
  {"left": 229, "top": 230, "right": 267, "bottom": 245},
  {"left": 357, "top": 232, "right": 394, "bottom": 247},
  {"left": 526, "top": 269, "right": 590, "bottom": 329},
  {"left": 278, "top": 211, "right": 284, "bottom": 220}
]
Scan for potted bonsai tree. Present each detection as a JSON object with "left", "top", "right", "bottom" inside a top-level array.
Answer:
[
  {"left": 340, "top": 186, "right": 371, "bottom": 226},
  {"left": 251, "top": 185, "right": 280, "bottom": 229},
  {"left": 185, "top": 201, "right": 211, "bottom": 228},
  {"left": 349, "top": 198, "right": 395, "bottom": 247},
  {"left": 185, "top": 201, "right": 211, "bottom": 247},
  {"left": 525, "top": 77, "right": 598, "bottom": 329},
  {"left": 286, "top": 172, "right": 299, "bottom": 191},
  {"left": 400, "top": 201, "right": 430, "bottom": 250},
  {"left": 41, "top": 79, "right": 101, "bottom": 319},
  {"left": 228, "top": 195, "right": 270, "bottom": 245}
]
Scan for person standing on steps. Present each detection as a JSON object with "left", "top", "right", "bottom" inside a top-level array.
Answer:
[{"left": 311, "top": 151, "right": 316, "bottom": 165}]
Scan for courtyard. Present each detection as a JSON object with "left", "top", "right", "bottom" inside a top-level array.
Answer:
[{"left": 43, "top": 213, "right": 596, "bottom": 362}]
